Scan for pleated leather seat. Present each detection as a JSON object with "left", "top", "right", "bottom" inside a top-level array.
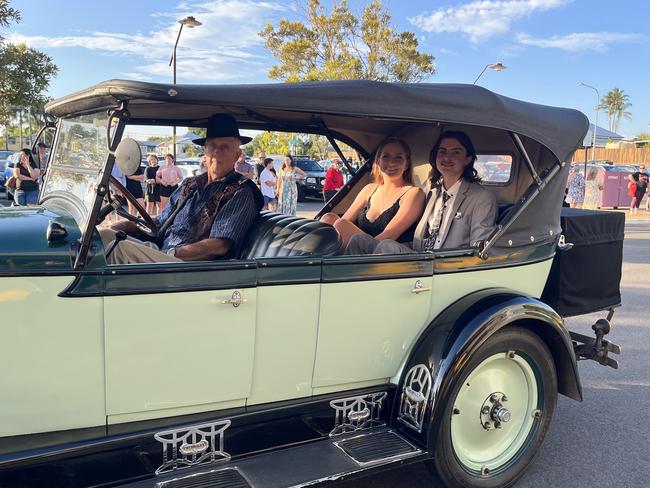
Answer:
[{"left": 240, "top": 212, "right": 342, "bottom": 259}]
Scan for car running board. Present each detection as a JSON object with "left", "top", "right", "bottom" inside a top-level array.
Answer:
[{"left": 123, "top": 428, "right": 425, "bottom": 488}]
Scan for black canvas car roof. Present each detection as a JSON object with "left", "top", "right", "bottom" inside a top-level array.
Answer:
[{"left": 46, "top": 79, "right": 589, "bottom": 163}]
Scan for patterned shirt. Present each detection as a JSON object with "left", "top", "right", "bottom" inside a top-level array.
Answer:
[{"left": 155, "top": 172, "right": 261, "bottom": 256}]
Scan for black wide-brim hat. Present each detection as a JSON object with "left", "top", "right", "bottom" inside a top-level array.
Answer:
[{"left": 192, "top": 113, "right": 252, "bottom": 146}]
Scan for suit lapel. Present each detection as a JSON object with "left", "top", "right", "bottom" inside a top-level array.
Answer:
[{"left": 439, "top": 179, "right": 469, "bottom": 248}]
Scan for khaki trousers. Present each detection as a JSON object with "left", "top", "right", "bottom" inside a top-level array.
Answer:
[{"left": 99, "top": 228, "right": 183, "bottom": 265}]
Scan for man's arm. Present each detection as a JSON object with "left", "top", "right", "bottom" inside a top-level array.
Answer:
[{"left": 174, "top": 238, "right": 232, "bottom": 261}]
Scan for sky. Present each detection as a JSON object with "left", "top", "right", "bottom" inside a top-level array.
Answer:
[{"left": 7, "top": 0, "right": 650, "bottom": 138}]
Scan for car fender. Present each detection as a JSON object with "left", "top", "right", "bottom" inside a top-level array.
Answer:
[{"left": 393, "top": 288, "right": 582, "bottom": 447}]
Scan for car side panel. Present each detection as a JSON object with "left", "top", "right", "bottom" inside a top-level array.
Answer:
[
  {"left": 432, "top": 259, "right": 553, "bottom": 317},
  {"left": 313, "top": 276, "right": 434, "bottom": 388},
  {"left": 246, "top": 283, "right": 320, "bottom": 405},
  {"left": 0, "top": 277, "right": 105, "bottom": 437},
  {"left": 104, "top": 287, "right": 256, "bottom": 421}
]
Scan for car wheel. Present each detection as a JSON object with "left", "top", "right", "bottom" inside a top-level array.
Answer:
[{"left": 432, "top": 326, "right": 557, "bottom": 488}]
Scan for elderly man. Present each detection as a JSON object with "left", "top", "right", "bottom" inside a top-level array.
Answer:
[{"left": 101, "top": 114, "right": 263, "bottom": 264}]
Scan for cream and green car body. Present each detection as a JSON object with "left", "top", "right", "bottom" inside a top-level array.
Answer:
[{"left": 0, "top": 80, "right": 618, "bottom": 488}]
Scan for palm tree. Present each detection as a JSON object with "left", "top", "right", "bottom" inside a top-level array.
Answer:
[{"left": 599, "top": 88, "right": 632, "bottom": 134}]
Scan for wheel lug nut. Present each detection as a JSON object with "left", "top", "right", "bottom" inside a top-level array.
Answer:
[
  {"left": 481, "top": 406, "right": 490, "bottom": 414},
  {"left": 490, "top": 394, "right": 498, "bottom": 402}
]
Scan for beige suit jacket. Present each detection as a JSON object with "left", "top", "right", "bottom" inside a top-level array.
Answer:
[{"left": 412, "top": 179, "right": 497, "bottom": 251}]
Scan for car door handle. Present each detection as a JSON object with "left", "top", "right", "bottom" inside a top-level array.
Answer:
[
  {"left": 220, "top": 291, "right": 247, "bottom": 307},
  {"left": 411, "top": 280, "right": 431, "bottom": 294}
]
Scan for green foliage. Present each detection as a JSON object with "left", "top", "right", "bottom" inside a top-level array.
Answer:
[
  {"left": 0, "top": 2, "right": 58, "bottom": 130},
  {"left": 598, "top": 87, "right": 632, "bottom": 134},
  {"left": 260, "top": 0, "right": 435, "bottom": 83},
  {"left": 634, "top": 133, "right": 650, "bottom": 147}
]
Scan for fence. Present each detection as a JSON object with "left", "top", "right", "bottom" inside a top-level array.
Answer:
[{"left": 572, "top": 147, "right": 650, "bottom": 164}]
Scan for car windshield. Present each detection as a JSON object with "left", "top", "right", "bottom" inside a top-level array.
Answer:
[
  {"left": 296, "top": 159, "right": 323, "bottom": 172},
  {"left": 41, "top": 111, "right": 110, "bottom": 225}
]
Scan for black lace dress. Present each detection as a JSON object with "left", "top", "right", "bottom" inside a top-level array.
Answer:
[{"left": 355, "top": 187, "right": 416, "bottom": 243}]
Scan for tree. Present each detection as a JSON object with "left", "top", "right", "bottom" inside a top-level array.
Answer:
[
  {"left": 0, "top": 1, "right": 58, "bottom": 142},
  {"left": 599, "top": 88, "right": 632, "bottom": 134},
  {"left": 634, "top": 133, "right": 650, "bottom": 148},
  {"left": 260, "top": 0, "right": 435, "bottom": 83}
]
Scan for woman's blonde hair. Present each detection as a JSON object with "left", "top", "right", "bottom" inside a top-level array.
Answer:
[{"left": 371, "top": 138, "right": 413, "bottom": 185}]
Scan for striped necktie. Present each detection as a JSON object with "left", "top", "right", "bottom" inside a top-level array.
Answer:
[{"left": 423, "top": 190, "right": 450, "bottom": 251}]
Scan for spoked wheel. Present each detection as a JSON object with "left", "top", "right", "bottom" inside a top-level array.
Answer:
[{"left": 433, "top": 326, "right": 557, "bottom": 488}]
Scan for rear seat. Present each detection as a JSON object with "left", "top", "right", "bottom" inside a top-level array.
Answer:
[{"left": 240, "top": 212, "right": 342, "bottom": 259}]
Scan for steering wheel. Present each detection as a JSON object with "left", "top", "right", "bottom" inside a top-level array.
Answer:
[{"left": 106, "top": 175, "right": 158, "bottom": 236}]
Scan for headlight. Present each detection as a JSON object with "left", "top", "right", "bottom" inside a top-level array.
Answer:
[{"left": 306, "top": 177, "right": 316, "bottom": 183}]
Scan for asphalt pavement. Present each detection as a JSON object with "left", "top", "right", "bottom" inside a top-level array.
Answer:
[{"left": 336, "top": 219, "right": 650, "bottom": 488}]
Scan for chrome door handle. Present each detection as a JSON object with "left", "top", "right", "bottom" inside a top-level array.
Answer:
[
  {"left": 220, "top": 291, "right": 246, "bottom": 307},
  {"left": 411, "top": 280, "right": 431, "bottom": 294}
]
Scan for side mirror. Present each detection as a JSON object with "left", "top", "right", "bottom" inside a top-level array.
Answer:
[{"left": 114, "top": 137, "right": 142, "bottom": 176}]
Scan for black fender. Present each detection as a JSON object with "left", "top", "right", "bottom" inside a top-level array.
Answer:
[{"left": 392, "top": 288, "right": 582, "bottom": 448}]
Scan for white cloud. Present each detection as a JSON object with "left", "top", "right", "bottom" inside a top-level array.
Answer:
[
  {"left": 408, "top": 0, "right": 569, "bottom": 43},
  {"left": 6, "top": 0, "right": 290, "bottom": 83},
  {"left": 516, "top": 32, "right": 645, "bottom": 52}
]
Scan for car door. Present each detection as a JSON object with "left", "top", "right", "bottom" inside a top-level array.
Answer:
[
  {"left": 102, "top": 260, "right": 257, "bottom": 424},
  {"left": 313, "top": 254, "right": 434, "bottom": 393}
]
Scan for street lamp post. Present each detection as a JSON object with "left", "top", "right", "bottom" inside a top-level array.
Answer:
[
  {"left": 579, "top": 82, "right": 600, "bottom": 175},
  {"left": 473, "top": 62, "right": 507, "bottom": 85},
  {"left": 169, "top": 15, "right": 202, "bottom": 159}
]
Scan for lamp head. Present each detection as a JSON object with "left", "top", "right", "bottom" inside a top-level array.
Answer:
[
  {"left": 489, "top": 62, "right": 506, "bottom": 72},
  {"left": 179, "top": 16, "right": 202, "bottom": 28}
]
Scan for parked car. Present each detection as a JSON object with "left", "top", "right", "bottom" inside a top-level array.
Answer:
[
  {"left": 0, "top": 150, "right": 11, "bottom": 192},
  {"left": 0, "top": 80, "right": 622, "bottom": 488},
  {"left": 175, "top": 158, "right": 201, "bottom": 179},
  {"left": 294, "top": 156, "right": 326, "bottom": 201}
]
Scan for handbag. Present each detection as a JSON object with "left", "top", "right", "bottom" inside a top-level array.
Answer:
[
  {"left": 5, "top": 176, "right": 16, "bottom": 190},
  {"left": 627, "top": 181, "right": 637, "bottom": 197}
]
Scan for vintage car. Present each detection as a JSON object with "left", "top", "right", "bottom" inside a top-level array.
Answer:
[{"left": 0, "top": 80, "right": 623, "bottom": 488}]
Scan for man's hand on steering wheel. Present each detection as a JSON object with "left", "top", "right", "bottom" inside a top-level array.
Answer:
[{"left": 102, "top": 176, "right": 158, "bottom": 236}]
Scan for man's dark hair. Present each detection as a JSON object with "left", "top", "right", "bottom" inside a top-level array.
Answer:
[{"left": 429, "top": 130, "right": 481, "bottom": 184}]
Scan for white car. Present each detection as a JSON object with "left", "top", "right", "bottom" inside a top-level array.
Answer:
[{"left": 175, "top": 158, "right": 201, "bottom": 179}]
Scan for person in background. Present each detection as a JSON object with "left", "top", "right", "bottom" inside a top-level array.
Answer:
[
  {"left": 255, "top": 151, "right": 266, "bottom": 184},
  {"left": 195, "top": 154, "right": 207, "bottom": 175},
  {"left": 13, "top": 148, "right": 40, "bottom": 206},
  {"left": 276, "top": 154, "right": 305, "bottom": 215},
  {"left": 125, "top": 162, "right": 145, "bottom": 215},
  {"left": 566, "top": 166, "right": 585, "bottom": 208},
  {"left": 259, "top": 157, "right": 278, "bottom": 211},
  {"left": 323, "top": 158, "right": 344, "bottom": 202},
  {"left": 145, "top": 154, "right": 161, "bottom": 216},
  {"left": 235, "top": 152, "right": 255, "bottom": 180},
  {"left": 628, "top": 164, "right": 648, "bottom": 214},
  {"left": 36, "top": 142, "right": 48, "bottom": 170},
  {"left": 157, "top": 153, "right": 183, "bottom": 210}
]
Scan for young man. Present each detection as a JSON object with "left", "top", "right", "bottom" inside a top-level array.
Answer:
[{"left": 101, "top": 114, "right": 263, "bottom": 264}]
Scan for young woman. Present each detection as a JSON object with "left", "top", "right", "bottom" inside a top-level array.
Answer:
[
  {"left": 13, "top": 148, "right": 40, "bottom": 206},
  {"left": 157, "top": 153, "right": 184, "bottom": 210},
  {"left": 321, "top": 138, "right": 424, "bottom": 248},
  {"left": 345, "top": 131, "right": 497, "bottom": 255},
  {"left": 276, "top": 155, "right": 306, "bottom": 215},
  {"left": 125, "top": 163, "right": 145, "bottom": 215},
  {"left": 144, "top": 154, "right": 161, "bottom": 216}
]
